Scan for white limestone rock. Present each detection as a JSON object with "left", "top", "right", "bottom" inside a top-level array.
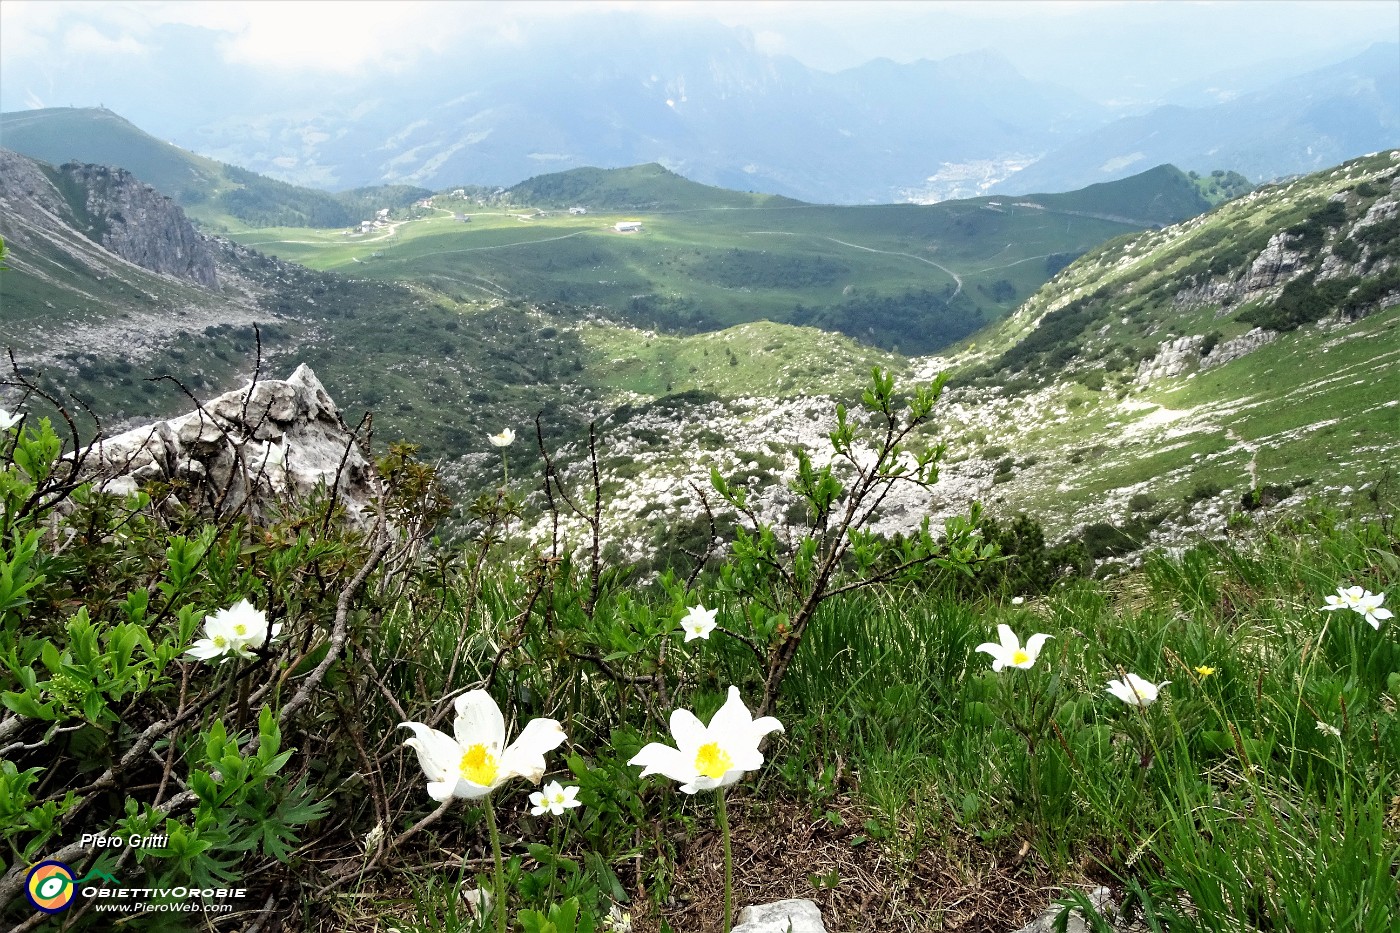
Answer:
[
  {"left": 1245, "top": 231, "right": 1307, "bottom": 291},
  {"left": 1011, "top": 887, "right": 1124, "bottom": 933},
  {"left": 75, "top": 364, "right": 374, "bottom": 525},
  {"left": 732, "top": 898, "right": 827, "bottom": 933},
  {"left": 1201, "top": 327, "right": 1278, "bottom": 369}
]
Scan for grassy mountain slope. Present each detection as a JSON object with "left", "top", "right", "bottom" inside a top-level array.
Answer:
[
  {"left": 506, "top": 163, "right": 805, "bottom": 211},
  {"left": 0, "top": 108, "right": 427, "bottom": 232},
  {"left": 501, "top": 152, "right": 1398, "bottom": 566},
  {"left": 919, "top": 149, "right": 1400, "bottom": 539},
  {"left": 234, "top": 163, "right": 1222, "bottom": 355}
]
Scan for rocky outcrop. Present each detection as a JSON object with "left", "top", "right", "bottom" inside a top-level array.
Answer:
[
  {"left": 1201, "top": 327, "right": 1278, "bottom": 369},
  {"left": 0, "top": 148, "right": 216, "bottom": 287},
  {"left": 1135, "top": 334, "right": 1204, "bottom": 384},
  {"left": 76, "top": 365, "right": 375, "bottom": 525},
  {"left": 57, "top": 161, "right": 217, "bottom": 286},
  {"left": 1244, "top": 231, "right": 1307, "bottom": 291}
]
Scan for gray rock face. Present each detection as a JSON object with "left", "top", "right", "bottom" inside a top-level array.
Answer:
[
  {"left": 732, "top": 898, "right": 826, "bottom": 933},
  {"left": 1244, "top": 231, "right": 1307, "bottom": 291},
  {"left": 1201, "top": 326, "right": 1278, "bottom": 369},
  {"left": 1135, "top": 334, "right": 1204, "bottom": 384},
  {"left": 76, "top": 365, "right": 375, "bottom": 525},
  {"left": 58, "top": 161, "right": 217, "bottom": 287}
]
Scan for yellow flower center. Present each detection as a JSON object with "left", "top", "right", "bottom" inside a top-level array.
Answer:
[
  {"left": 213, "top": 635, "right": 227, "bottom": 648},
  {"left": 1012, "top": 649, "right": 1030, "bottom": 666},
  {"left": 459, "top": 744, "right": 499, "bottom": 786},
  {"left": 234, "top": 624, "right": 248, "bottom": 636},
  {"left": 694, "top": 742, "right": 733, "bottom": 780}
]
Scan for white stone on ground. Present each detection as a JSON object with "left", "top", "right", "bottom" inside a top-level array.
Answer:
[{"left": 732, "top": 898, "right": 826, "bottom": 933}]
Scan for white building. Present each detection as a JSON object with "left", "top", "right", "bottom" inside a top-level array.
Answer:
[{"left": 614, "top": 221, "right": 643, "bottom": 233}]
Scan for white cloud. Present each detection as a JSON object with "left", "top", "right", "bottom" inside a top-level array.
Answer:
[
  {"left": 63, "top": 22, "right": 149, "bottom": 57},
  {"left": 215, "top": 2, "right": 469, "bottom": 73}
]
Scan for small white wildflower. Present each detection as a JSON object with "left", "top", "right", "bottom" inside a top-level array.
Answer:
[
  {"left": 602, "top": 905, "right": 633, "bottom": 933},
  {"left": 528, "top": 780, "right": 581, "bottom": 816},
  {"left": 1315, "top": 720, "right": 1341, "bottom": 739},
  {"left": 1106, "top": 673, "right": 1170, "bottom": 708},
  {"left": 679, "top": 604, "right": 718, "bottom": 642}
]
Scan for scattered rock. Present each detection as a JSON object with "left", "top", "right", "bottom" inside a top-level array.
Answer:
[
  {"left": 1201, "top": 327, "right": 1278, "bottom": 369},
  {"left": 1244, "top": 231, "right": 1307, "bottom": 291},
  {"left": 1135, "top": 334, "right": 1204, "bottom": 384},
  {"left": 1011, "top": 887, "right": 1127, "bottom": 933},
  {"left": 459, "top": 886, "right": 493, "bottom": 919},
  {"left": 733, "top": 898, "right": 827, "bottom": 933},
  {"left": 74, "top": 364, "right": 375, "bottom": 525}
]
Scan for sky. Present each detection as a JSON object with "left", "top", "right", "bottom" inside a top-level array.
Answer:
[{"left": 3, "top": 0, "right": 1396, "bottom": 110}]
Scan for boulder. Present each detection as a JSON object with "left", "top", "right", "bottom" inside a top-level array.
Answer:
[
  {"left": 733, "top": 898, "right": 826, "bottom": 933},
  {"left": 76, "top": 365, "right": 375, "bottom": 525}
]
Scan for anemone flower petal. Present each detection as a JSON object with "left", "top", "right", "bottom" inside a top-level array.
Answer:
[
  {"left": 499, "top": 718, "right": 566, "bottom": 784},
  {"left": 454, "top": 690, "right": 507, "bottom": 751},
  {"left": 629, "top": 742, "right": 699, "bottom": 785},
  {"left": 427, "top": 779, "right": 462, "bottom": 802},
  {"left": 707, "top": 686, "right": 755, "bottom": 736},
  {"left": 668, "top": 707, "right": 709, "bottom": 754},
  {"left": 1025, "top": 633, "right": 1052, "bottom": 660},
  {"left": 997, "top": 623, "right": 1020, "bottom": 654},
  {"left": 748, "top": 715, "right": 785, "bottom": 745},
  {"left": 399, "top": 722, "right": 462, "bottom": 783},
  {"left": 186, "top": 640, "right": 225, "bottom": 660}
]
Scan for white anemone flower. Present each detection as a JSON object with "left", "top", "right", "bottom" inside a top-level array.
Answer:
[
  {"left": 1322, "top": 585, "right": 1368, "bottom": 612},
  {"left": 0, "top": 408, "right": 21, "bottom": 431},
  {"left": 975, "top": 624, "right": 1051, "bottom": 672},
  {"left": 1010, "top": 596, "right": 1025, "bottom": 606},
  {"left": 679, "top": 604, "right": 718, "bottom": 641},
  {"left": 1323, "top": 585, "right": 1392, "bottom": 629},
  {"left": 1356, "top": 590, "right": 1393, "bottom": 629},
  {"left": 629, "top": 686, "right": 783, "bottom": 794},
  {"left": 488, "top": 428, "right": 515, "bottom": 447},
  {"left": 399, "top": 690, "right": 565, "bottom": 802},
  {"left": 1106, "top": 673, "right": 1170, "bottom": 708},
  {"left": 528, "top": 780, "right": 582, "bottom": 816},
  {"left": 186, "top": 600, "right": 281, "bottom": 662}
]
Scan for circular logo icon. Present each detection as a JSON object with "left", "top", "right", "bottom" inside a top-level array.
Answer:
[{"left": 26, "top": 861, "right": 77, "bottom": 913}]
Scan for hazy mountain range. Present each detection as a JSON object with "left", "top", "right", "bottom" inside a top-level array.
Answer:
[{"left": 3, "top": 9, "right": 1392, "bottom": 204}]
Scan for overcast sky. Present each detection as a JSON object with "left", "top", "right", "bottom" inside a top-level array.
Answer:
[{"left": 3, "top": 0, "right": 1396, "bottom": 111}]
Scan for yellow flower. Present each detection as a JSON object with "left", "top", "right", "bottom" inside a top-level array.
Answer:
[{"left": 1194, "top": 665, "right": 1216, "bottom": 678}]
